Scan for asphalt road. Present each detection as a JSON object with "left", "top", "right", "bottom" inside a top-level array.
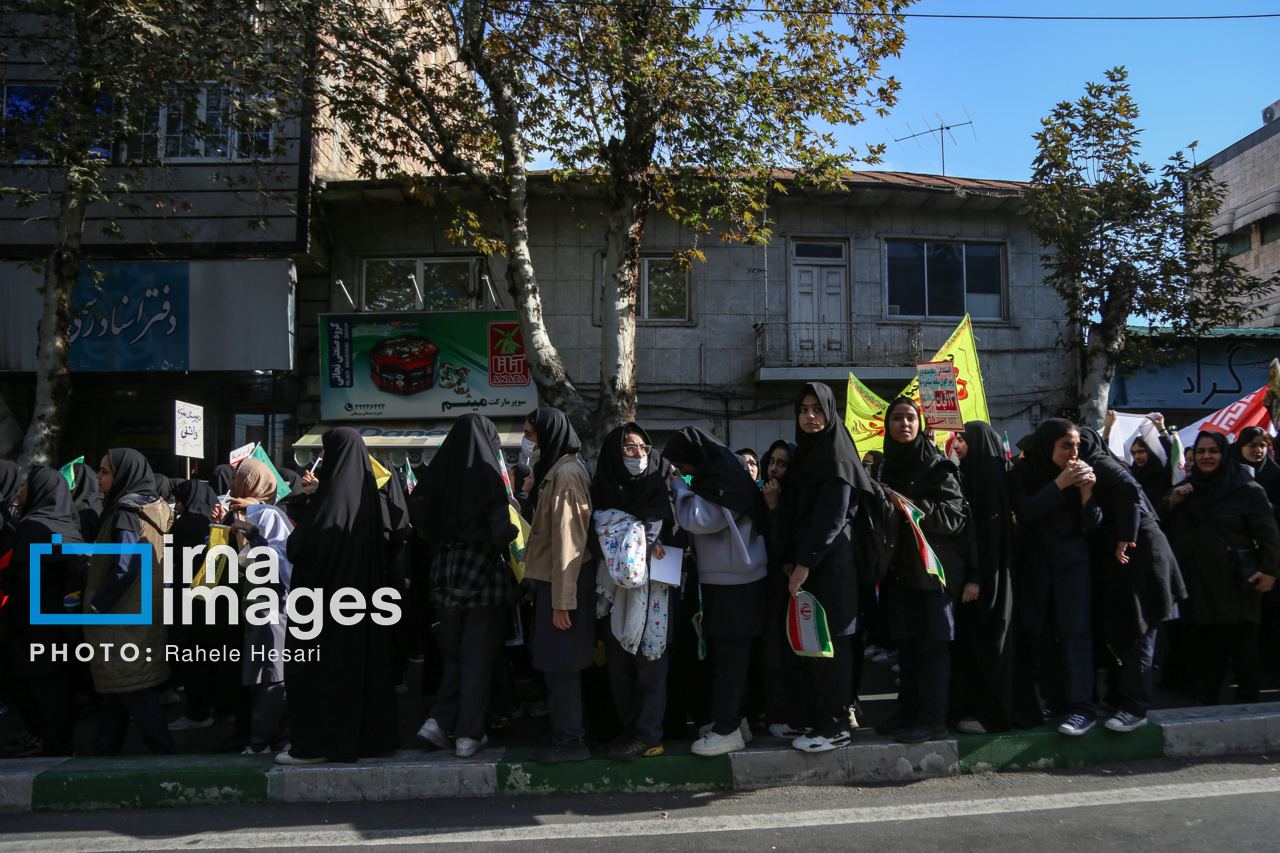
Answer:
[{"left": 3, "top": 755, "right": 1279, "bottom": 852}]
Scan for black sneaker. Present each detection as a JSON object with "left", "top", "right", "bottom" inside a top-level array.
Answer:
[
  {"left": 895, "top": 724, "right": 948, "bottom": 744},
  {"left": 607, "top": 739, "right": 661, "bottom": 761},
  {"left": 528, "top": 739, "right": 591, "bottom": 764},
  {"left": 874, "top": 714, "right": 907, "bottom": 736}
]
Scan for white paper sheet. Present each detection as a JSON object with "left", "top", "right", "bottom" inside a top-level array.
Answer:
[{"left": 649, "top": 547, "right": 684, "bottom": 586}]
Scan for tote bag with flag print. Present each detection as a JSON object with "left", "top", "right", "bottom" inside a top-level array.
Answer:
[{"left": 787, "top": 589, "right": 834, "bottom": 658}]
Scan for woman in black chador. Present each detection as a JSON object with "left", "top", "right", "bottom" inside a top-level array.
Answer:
[{"left": 278, "top": 427, "right": 399, "bottom": 765}]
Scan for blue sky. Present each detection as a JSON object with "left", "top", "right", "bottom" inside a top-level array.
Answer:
[{"left": 848, "top": 1, "right": 1280, "bottom": 181}]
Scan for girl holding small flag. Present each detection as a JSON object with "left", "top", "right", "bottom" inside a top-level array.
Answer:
[
  {"left": 774, "top": 382, "right": 879, "bottom": 751},
  {"left": 875, "top": 397, "right": 969, "bottom": 744}
]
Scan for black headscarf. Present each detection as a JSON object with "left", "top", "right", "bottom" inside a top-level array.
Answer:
[
  {"left": 527, "top": 407, "right": 582, "bottom": 492},
  {"left": 1126, "top": 434, "right": 1170, "bottom": 499},
  {"left": 287, "top": 427, "right": 386, "bottom": 571},
  {"left": 19, "top": 467, "right": 84, "bottom": 543},
  {"left": 278, "top": 466, "right": 303, "bottom": 495},
  {"left": 210, "top": 464, "right": 235, "bottom": 495},
  {"left": 69, "top": 461, "right": 102, "bottom": 514},
  {"left": 0, "top": 459, "right": 20, "bottom": 509},
  {"left": 410, "top": 413, "right": 509, "bottom": 544},
  {"left": 103, "top": 448, "right": 158, "bottom": 512},
  {"left": 1011, "top": 418, "right": 1078, "bottom": 493},
  {"left": 152, "top": 473, "right": 173, "bottom": 502},
  {"left": 591, "top": 423, "right": 675, "bottom": 525},
  {"left": 171, "top": 478, "right": 217, "bottom": 517},
  {"left": 1186, "top": 430, "right": 1274, "bottom": 518},
  {"left": 791, "top": 382, "right": 873, "bottom": 494},
  {"left": 662, "top": 426, "right": 766, "bottom": 524},
  {"left": 762, "top": 439, "right": 796, "bottom": 484},
  {"left": 880, "top": 396, "right": 942, "bottom": 490},
  {"left": 1229, "top": 426, "right": 1280, "bottom": 492}
]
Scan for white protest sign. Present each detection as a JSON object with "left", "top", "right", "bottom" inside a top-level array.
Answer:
[
  {"left": 917, "top": 360, "right": 964, "bottom": 430},
  {"left": 174, "top": 400, "right": 204, "bottom": 459},
  {"left": 229, "top": 442, "right": 257, "bottom": 468}
]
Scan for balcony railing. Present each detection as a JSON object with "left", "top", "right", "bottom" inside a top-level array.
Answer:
[{"left": 754, "top": 322, "right": 924, "bottom": 368}]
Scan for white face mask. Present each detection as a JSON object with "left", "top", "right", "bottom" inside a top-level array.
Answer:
[
  {"left": 521, "top": 437, "right": 538, "bottom": 457},
  {"left": 623, "top": 455, "right": 648, "bottom": 475}
]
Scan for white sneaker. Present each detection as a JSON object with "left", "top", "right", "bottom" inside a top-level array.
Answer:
[
  {"left": 456, "top": 735, "right": 488, "bottom": 758},
  {"left": 699, "top": 718, "right": 753, "bottom": 744},
  {"left": 768, "top": 722, "right": 805, "bottom": 739},
  {"left": 792, "top": 730, "right": 851, "bottom": 752},
  {"left": 1058, "top": 714, "right": 1096, "bottom": 736},
  {"left": 417, "top": 718, "right": 452, "bottom": 750},
  {"left": 241, "top": 745, "right": 268, "bottom": 755},
  {"left": 274, "top": 750, "right": 327, "bottom": 765},
  {"left": 871, "top": 649, "right": 897, "bottom": 664},
  {"left": 167, "top": 715, "right": 214, "bottom": 731},
  {"left": 863, "top": 644, "right": 883, "bottom": 659},
  {"left": 956, "top": 718, "right": 988, "bottom": 735},
  {"left": 691, "top": 729, "right": 746, "bottom": 756},
  {"left": 157, "top": 689, "right": 183, "bottom": 706},
  {"left": 1104, "top": 711, "right": 1148, "bottom": 732}
]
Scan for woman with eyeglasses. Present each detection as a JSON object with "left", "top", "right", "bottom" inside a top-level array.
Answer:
[{"left": 1162, "top": 431, "right": 1279, "bottom": 706}]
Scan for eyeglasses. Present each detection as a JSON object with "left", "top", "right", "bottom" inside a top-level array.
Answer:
[{"left": 622, "top": 444, "right": 652, "bottom": 458}]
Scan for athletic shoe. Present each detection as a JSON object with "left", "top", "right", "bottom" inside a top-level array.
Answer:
[
  {"left": 416, "top": 717, "right": 452, "bottom": 750},
  {"left": 1104, "top": 711, "right": 1148, "bottom": 733},
  {"left": 863, "top": 644, "right": 883, "bottom": 659},
  {"left": 167, "top": 716, "right": 214, "bottom": 731},
  {"left": 456, "top": 736, "right": 488, "bottom": 758},
  {"left": 608, "top": 739, "right": 662, "bottom": 761},
  {"left": 408, "top": 655, "right": 425, "bottom": 664},
  {"left": 1058, "top": 714, "right": 1096, "bottom": 736},
  {"left": 769, "top": 722, "right": 806, "bottom": 739},
  {"left": 528, "top": 740, "right": 591, "bottom": 763},
  {"left": 157, "top": 689, "right": 183, "bottom": 706},
  {"left": 526, "top": 700, "right": 550, "bottom": 718},
  {"left": 956, "top": 718, "right": 988, "bottom": 735},
  {"left": 691, "top": 729, "right": 746, "bottom": 757},
  {"left": 896, "top": 725, "right": 948, "bottom": 744},
  {"left": 792, "top": 730, "right": 851, "bottom": 752},
  {"left": 874, "top": 714, "right": 905, "bottom": 736},
  {"left": 699, "top": 718, "right": 753, "bottom": 744},
  {"left": 871, "top": 649, "right": 898, "bottom": 664},
  {"left": 241, "top": 745, "right": 269, "bottom": 755},
  {"left": 275, "top": 750, "right": 327, "bottom": 765}
]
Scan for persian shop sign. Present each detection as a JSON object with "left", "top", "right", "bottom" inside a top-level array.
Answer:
[
  {"left": 320, "top": 310, "right": 537, "bottom": 420},
  {"left": 68, "top": 262, "right": 189, "bottom": 370}
]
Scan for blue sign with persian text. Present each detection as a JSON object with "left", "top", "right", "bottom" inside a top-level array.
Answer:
[
  {"left": 1110, "top": 336, "right": 1276, "bottom": 411},
  {"left": 67, "top": 263, "right": 189, "bottom": 370}
]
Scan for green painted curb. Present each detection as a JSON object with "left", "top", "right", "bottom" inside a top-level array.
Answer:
[
  {"left": 32, "top": 755, "right": 272, "bottom": 810},
  {"left": 497, "top": 745, "right": 733, "bottom": 795},
  {"left": 957, "top": 723, "right": 1166, "bottom": 773}
]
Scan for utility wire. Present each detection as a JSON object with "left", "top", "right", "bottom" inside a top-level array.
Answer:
[{"left": 536, "top": 3, "right": 1280, "bottom": 22}]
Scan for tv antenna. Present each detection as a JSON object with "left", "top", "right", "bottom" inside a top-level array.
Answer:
[{"left": 894, "top": 108, "right": 977, "bottom": 176}]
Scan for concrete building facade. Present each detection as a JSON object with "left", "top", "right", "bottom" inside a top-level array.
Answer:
[{"left": 1209, "top": 113, "right": 1280, "bottom": 323}]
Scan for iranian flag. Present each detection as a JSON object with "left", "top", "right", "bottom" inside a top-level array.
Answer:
[
  {"left": 787, "top": 590, "right": 834, "bottom": 658},
  {"left": 884, "top": 486, "right": 947, "bottom": 587}
]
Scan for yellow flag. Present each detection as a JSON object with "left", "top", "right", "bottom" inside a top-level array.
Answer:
[
  {"left": 844, "top": 372, "right": 889, "bottom": 451},
  {"left": 847, "top": 315, "right": 991, "bottom": 451},
  {"left": 897, "top": 314, "right": 990, "bottom": 429},
  {"left": 369, "top": 455, "right": 392, "bottom": 489}
]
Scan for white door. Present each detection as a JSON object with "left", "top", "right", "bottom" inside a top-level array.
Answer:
[{"left": 789, "top": 263, "right": 847, "bottom": 363}]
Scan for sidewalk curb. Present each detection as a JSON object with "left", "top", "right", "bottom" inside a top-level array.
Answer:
[{"left": 7, "top": 704, "right": 1280, "bottom": 811}]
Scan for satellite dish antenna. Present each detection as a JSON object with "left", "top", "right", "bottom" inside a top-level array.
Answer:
[{"left": 893, "top": 107, "right": 978, "bottom": 176}]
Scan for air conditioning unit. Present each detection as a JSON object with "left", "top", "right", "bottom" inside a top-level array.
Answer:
[{"left": 1265, "top": 99, "right": 1280, "bottom": 125}]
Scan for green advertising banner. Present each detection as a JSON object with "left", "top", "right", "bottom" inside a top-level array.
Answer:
[{"left": 320, "top": 310, "right": 539, "bottom": 420}]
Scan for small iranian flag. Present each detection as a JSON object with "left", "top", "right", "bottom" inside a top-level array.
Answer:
[
  {"left": 404, "top": 460, "right": 418, "bottom": 494},
  {"left": 60, "top": 456, "right": 84, "bottom": 489},
  {"left": 787, "top": 589, "right": 834, "bottom": 658},
  {"left": 884, "top": 487, "right": 947, "bottom": 587},
  {"left": 1002, "top": 431, "right": 1013, "bottom": 460},
  {"left": 1169, "top": 429, "right": 1186, "bottom": 484}
]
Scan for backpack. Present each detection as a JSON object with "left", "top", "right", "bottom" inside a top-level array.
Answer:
[{"left": 851, "top": 480, "right": 898, "bottom": 584}]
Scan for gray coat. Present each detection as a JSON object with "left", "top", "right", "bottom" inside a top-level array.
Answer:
[{"left": 670, "top": 477, "right": 767, "bottom": 585}]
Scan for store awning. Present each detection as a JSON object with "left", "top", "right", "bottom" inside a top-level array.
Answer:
[{"left": 293, "top": 419, "right": 525, "bottom": 464}]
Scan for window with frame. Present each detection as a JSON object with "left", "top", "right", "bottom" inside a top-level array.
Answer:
[
  {"left": 886, "top": 240, "right": 1004, "bottom": 319},
  {"left": 362, "top": 258, "right": 484, "bottom": 311},
  {"left": 132, "top": 87, "right": 270, "bottom": 162},
  {"left": 1260, "top": 214, "right": 1280, "bottom": 247},
  {"left": 2, "top": 83, "right": 113, "bottom": 162},
  {"left": 1214, "top": 231, "right": 1252, "bottom": 259},
  {"left": 599, "top": 256, "right": 691, "bottom": 321}
]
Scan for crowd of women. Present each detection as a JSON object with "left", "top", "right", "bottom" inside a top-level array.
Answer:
[{"left": 1, "top": 382, "right": 1277, "bottom": 762}]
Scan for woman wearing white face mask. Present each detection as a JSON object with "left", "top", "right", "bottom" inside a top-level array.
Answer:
[{"left": 590, "top": 423, "right": 681, "bottom": 761}]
